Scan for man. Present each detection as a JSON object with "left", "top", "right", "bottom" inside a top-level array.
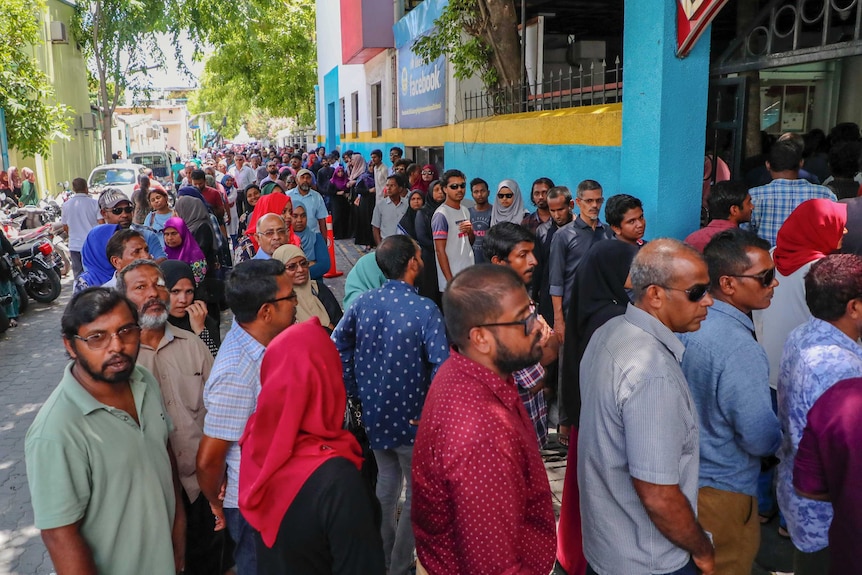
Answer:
[
  {"left": 249, "top": 154, "right": 265, "bottom": 184},
  {"left": 393, "top": 158, "right": 412, "bottom": 175},
  {"left": 678, "top": 230, "right": 782, "bottom": 574},
  {"left": 389, "top": 146, "right": 404, "bottom": 175},
  {"left": 468, "top": 177, "right": 492, "bottom": 264},
  {"left": 191, "top": 169, "right": 226, "bottom": 223},
  {"left": 289, "top": 154, "right": 302, "bottom": 173},
  {"left": 25, "top": 288, "right": 185, "bottom": 574},
  {"left": 549, "top": 179, "right": 610, "bottom": 342},
  {"left": 62, "top": 177, "right": 103, "bottom": 279},
  {"left": 228, "top": 154, "right": 256, "bottom": 192},
  {"left": 196, "top": 260, "right": 297, "bottom": 574},
  {"left": 794, "top": 376, "right": 862, "bottom": 575},
  {"left": 96, "top": 188, "right": 166, "bottom": 261},
  {"left": 685, "top": 182, "right": 753, "bottom": 252},
  {"left": 370, "top": 149, "right": 389, "bottom": 202},
  {"left": 579, "top": 239, "right": 715, "bottom": 575},
  {"left": 533, "top": 186, "right": 573, "bottom": 325},
  {"left": 432, "top": 169, "right": 475, "bottom": 292},
  {"left": 371, "top": 173, "right": 409, "bottom": 245},
  {"left": 104, "top": 229, "right": 151, "bottom": 288},
  {"left": 776, "top": 254, "right": 862, "bottom": 573},
  {"left": 252, "top": 214, "right": 290, "bottom": 260},
  {"left": 259, "top": 160, "right": 280, "bottom": 192},
  {"left": 287, "top": 168, "right": 328, "bottom": 237},
  {"left": 117, "top": 260, "right": 224, "bottom": 574},
  {"left": 412, "top": 264, "right": 556, "bottom": 574},
  {"left": 749, "top": 139, "right": 836, "bottom": 246},
  {"left": 332, "top": 235, "right": 449, "bottom": 575},
  {"left": 521, "top": 177, "right": 555, "bottom": 234},
  {"left": 484, "top": 222, "right": 559, "bottom": 447},
  {"left": 605, "top": 193, "right": 647, "bottom": 247}
]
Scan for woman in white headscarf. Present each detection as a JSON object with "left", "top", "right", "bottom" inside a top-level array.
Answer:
[{"left": 490, "top": 179, "right": 528, "bottom": 226}]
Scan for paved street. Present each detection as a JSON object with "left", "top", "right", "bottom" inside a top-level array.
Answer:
[{"left": 0, "top": 240, "right": 794, "bottom": 575}]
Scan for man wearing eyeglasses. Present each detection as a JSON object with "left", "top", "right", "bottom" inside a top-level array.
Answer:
[
  {"left": 578, "top": 239, "right": 716, "bottom": 575},
  {"left": 678, "top": 229, "right": 781, "bottom": 574},
  {"left": 252, "top": 214, "right": 290, "bottom": 260},
  {"left": 332, "top": 235, "right": 448, "bottom": 575},
  {"left": 117, "top": 259, "right": 227, "bottom": 574},
  {"left": 97, "top": 187, "right": 167, "bottom": 262},
  {"left": 26, "top": 287, "right": 186, "bottom": 575}
]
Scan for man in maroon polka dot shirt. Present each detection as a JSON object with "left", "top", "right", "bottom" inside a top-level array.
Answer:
[{"left": 412, "top": 264, "right": 556, "bottom": 575}]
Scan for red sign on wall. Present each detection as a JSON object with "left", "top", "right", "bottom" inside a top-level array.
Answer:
[{"left": 677, "top": 0, "right": 730, "bottom": 58}]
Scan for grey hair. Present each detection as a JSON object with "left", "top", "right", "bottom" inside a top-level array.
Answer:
[
  {"left": 630, "top": 238, "right": 703, "bottom": 302},
  {"left": 116, "top": 259, "right": 164, "bottom": 294}
]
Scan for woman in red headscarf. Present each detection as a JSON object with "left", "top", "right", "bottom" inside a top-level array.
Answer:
[
  {"left": 244, "top": 192, "right": 300, "bottom": 252},
  {"left": 414, "top": 164, "right": 438, "bottom": 195},
  {"left": 239, "top": 319, "right": 385, "bottom": 575}
]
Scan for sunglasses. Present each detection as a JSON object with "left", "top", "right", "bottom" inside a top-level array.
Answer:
[
  {"left": 651, "top": 282, "right": 711, "bottom": 302},
  {"left": 730, "top": 267, "right": 776, "bottom": 287},
  {"left": 497, "top": 193, "right": 514, "bottom": 199},
  {"left": 110, "top": 206, "right": 134, "bottom": 215},
  {"left": 448, "top": 183, "right": 467, "bottom": 190},
  {"left": 422, "top": 170, "right": 433, "bottom": 175}
]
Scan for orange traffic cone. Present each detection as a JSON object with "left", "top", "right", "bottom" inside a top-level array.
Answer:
[{"left": 323, "top": 214, "right": 343, "bottom": 278}]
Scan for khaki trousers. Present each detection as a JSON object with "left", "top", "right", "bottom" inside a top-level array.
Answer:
[{"left": 697, "top": 486, "right": 760, "bottom": 575}]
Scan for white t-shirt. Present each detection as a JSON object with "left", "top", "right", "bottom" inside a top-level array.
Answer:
[
  {"left": 431, "top": 203, "right": 475, "bottom": 291},
  {"left": 62, "top": 194, "right": 102, "bottom": 251},
  {"left": 229, "top": 164, "right": 256, "bottom": 191}
]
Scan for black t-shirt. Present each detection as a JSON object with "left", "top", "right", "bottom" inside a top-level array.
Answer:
[{"left": 256, "top": 457, "right": 385, "bottom": 575}]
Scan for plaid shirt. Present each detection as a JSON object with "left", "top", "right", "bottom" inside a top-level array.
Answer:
[
  {"left": 749, "top": 179, "right": 836, "bottom": 246},
  {"left": 514, "top": 362, "right": 548, "bottom": 448}
]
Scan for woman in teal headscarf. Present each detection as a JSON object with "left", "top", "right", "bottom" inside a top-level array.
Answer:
[{"left": 342, "top": 252, "right": 386, "bottom": 311}]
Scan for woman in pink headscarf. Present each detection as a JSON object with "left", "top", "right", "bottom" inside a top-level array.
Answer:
[{"left": 414, "top": 164, "right": 438, "bottom": 195}]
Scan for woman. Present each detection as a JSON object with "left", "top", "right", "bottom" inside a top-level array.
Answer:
[
  {"left": 0, "top": 228, "right": 22, "bottom": 327},
  {"left": 352, "top": 164, "right": 377, "bottom": 250},
  {"left": 272, "top": 244, "right": 342, "bottom": 331},
  {"left": 490, "top": 179, "right": 528, "bottom": 226},
  {"left": 291, "top": 205, "right": 330, "bottom": 280},
  {"left": 19, "top": 168, "right": 38, "bottom": 206},
  {"left": 174, "top": 196, "right": 221, "bottom": 320},
  {"left": 239, "top": 183, "right": 262, "bottom": 232},
  {"left": 329, "top": 164, "right": 351, "bottom": 239},
  {"left": 161, "top": 260, "right": 221, "bottom": 356},
  {"left": 342, "top": 252, "right": 387, "bottom": 312},
  {"left": 143, "top": 187, "right": 173, "bottom": 238},
  {"left": 245, "top": 193, "right": 300, "bottom": 253},
  {"left": 163, "top": 217, "right": 208, "bottom": 285},
  {"left": 415, "top": 164, "right": 438, "bottom": 195},
  {"left": 74, "top": 223, "right": 120, "bottom": 294},
  {"left": 132, "top": 175, "right": 151, "bottom": 225},
  {"left": 414, "top": 180, "right": 444, "bottom": 304},
  {"left": 222, "top": 174, "right": 240, "bottom": 247},
  {"left": 238, "top": 319, "right": 385, "bottom": 575},
  {"left": 7, "top": 167, "right": 22, "bottom": 202},
  {"left": 397, "top": 190, "right": 424, "bottom": 239}
]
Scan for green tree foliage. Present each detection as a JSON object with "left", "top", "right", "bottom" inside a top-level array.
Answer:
[
  {"left": 0, "top": 0, "right": 70, "bottom": 157},
  {"left": 190, "top": 0, "right": 316, "bottom": 131}
]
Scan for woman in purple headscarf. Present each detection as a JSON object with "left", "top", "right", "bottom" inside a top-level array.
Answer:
[{"left": 162, "top": 216, "right": 208, "bottom": 285}]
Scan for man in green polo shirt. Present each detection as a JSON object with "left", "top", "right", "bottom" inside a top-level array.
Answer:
[{"left": 25, "top": 287, "right": 185, "bottom": 574}]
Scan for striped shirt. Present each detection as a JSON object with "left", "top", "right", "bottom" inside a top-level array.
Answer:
[
  {"left": 578, "top": 304, "right": 699, "bottom": 574},
  {"left": 748, "top": 178, "right": 836, "bottom": 246}
]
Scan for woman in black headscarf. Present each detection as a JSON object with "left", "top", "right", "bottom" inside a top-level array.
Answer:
[
  {"left": 161, "top": 260, "right": 222, "bottom": 355},
  {"left": 414, "top": 180, "right": 445, "bottom": 305}
]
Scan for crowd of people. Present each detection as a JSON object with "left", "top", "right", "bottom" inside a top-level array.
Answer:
[{"left": 20, "top": 129, "right": 862, "bottom": 575}]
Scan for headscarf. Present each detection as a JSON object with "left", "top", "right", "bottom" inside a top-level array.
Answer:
[
  {"left": 347, "top": 154, "right": 367, "bottom": 183},
  {"left": 342, "top": 252, "right": 387, "bottom": 311},
  {"left": 79, "top": 224, "right": 121, "bottom": 287},
  {"left": 161, "top": 259, "right": 196, "bottom": 291},
  {"left": 415, "top": 164, "right": 438, "bottom": 194},
  {"left": 176, "top": 185, "right": 209, "bottom": 208},
  {"left": 292, "top": 217, "right": 317, "bottom": 258},
  {"left": 490, "top": 179, "right": 527, "bottom": 226},
  {"left": 398, "top": 190, "right": 424, "bottom": 239},
  {"left": 163, "top": 217, "right": 207, "bottom": 265},
  {"left": 773, "top": 199, "right": 847, "bottom": 276},
  {"left": 329, "top": 165, "right": 349, "bottom": 191},
  {"left": 272, "top": 244, "right": 330, "bottom": 326},
  {"left": 245, "top": 193, "right": 300, "bottom": 251},
  {"left": 174, "top": 196, "right": 211, "bottom": 236},
  {"left": 0, "top": 171, "right": 9, "bottom": 190},
  {"left": 239, "top": 318, "right": 363, "bottom": 548}
]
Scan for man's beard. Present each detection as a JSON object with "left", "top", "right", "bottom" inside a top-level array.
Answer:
[
  {"left": 77, "top": 351, "right": 137, "bottom": 384},
  {"left": 492, "top": 330, "right": 542, "bottom": 374},
  {"left": 299, "top": 183, "right": 311, "bottom": 192},
  {"left": 139, "top": 298, "right": 169, "bottom": 329}
]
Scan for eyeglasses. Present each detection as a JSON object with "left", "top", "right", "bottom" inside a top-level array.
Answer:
[
  {"left": 729, "top": 267, "right": 776, "bottom": 287},
  {"left": 110, "top": 206, "right": 134, "bottom": 215},
  {"left": 497, "top": 193, "right": 514, "bottom": 199},
  {"left": 652, "top": 283, "right": 711, "bottom": 302},
  {"left": 267, "top": 292, "right": 298, "bottom": 305},
  {"left": 73, "top": 325, "right": 141, "bottom": 350},
  {"left": 257, "top": 227, "right": 289, "bottom": 238},
  {"left": 422, "top": 170, "right": 433, "bottom": 175},
  {"left": 475, "top": 304, "right": 539, "bottom": 336},
  {"left": 285, "top": 259, "right": 310, "bottom": 272},
  {"left": 448, "top": 183, "right": 467, "bottom": 190}
]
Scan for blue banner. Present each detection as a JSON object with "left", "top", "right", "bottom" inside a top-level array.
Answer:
[{"left": 398, "top": 44, "right": 446, "bottom": 129}]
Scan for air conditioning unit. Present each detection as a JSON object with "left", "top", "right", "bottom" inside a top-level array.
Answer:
[
  {"left": 50, "top": 21, "right": 68, "bottom": 44},
  {"left": 79, "top": 113, "right": 98, "bottom": 130}
]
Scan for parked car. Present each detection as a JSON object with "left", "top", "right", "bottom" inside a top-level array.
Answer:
[
  {"left": 130, "top": 151, "right": 178, "bottom": 194},
  {"left": 87, "top": 163, "right": 148, "bottom": 200}
]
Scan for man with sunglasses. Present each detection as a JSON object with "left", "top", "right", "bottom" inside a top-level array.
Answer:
[
  {"left": 432, "top": 169, "right": 475, "bottom": 293},
  {"left": 678, "top": 229, "right": 781, "bottom": 574},
  {"left": 197, "top": 260, "right": 297, "bottom": 574},
  {"left": 579, "top": 239, "right": 715, "bottom": 575},
  {"left": 26, "top": 287, "right": 186, "bottom": 575},
  {"left": 97, "top": 188, "right": 167, "bottom": 262}
]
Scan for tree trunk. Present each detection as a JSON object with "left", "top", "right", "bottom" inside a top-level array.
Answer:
[{"left": 480, "top": 0, "right": 521, "bottom": 88}]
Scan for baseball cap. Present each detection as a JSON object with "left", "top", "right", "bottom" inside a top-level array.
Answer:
[
  {"left": 98, "top": 188, "right": 131, "bottom": 209},
  {"left": 296, "top": 169, "right": 313, "bottom": 180}
]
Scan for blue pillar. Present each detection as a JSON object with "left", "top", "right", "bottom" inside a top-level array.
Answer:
[
  {"left": 619, "top": 0, "right": 711, "bottom": 240},
  {"left": 0, "top": 108, "right": 9, "bottom": 170}
]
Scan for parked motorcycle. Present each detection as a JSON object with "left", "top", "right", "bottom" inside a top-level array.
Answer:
[{"left": 9, "top": 235, "right": 63, "bottom": 303}]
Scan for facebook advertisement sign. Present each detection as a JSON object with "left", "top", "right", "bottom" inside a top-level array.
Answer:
[{"left": 398, "top": 44, "right": 446, "bottom": 129}]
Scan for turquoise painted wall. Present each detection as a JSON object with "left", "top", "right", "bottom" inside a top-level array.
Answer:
[{"left": 322, "top": 67, "right": 341, "bottom": 151}]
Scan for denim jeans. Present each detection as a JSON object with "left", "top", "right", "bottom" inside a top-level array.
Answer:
[
  {"left": 224, "top": 507, "right": 257, "bottom": 575},
  {"left": 587, "top": 558, "right": 697, "bottom": 575},
  {"left": 373, "top": 445, "right": 414, "bottom": 575}
]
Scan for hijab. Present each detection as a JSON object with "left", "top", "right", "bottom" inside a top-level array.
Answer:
[
  {"left": 161, "top": 259, "right": 196, "bottom": 291},
  {"left": 398, "top": 190, "right": 424, "bottom": 239},
  {"left": 415, "top": 164, "right": 438, "bottom": 194},
  {"left": 174, "top": 196, "right": 211, "bottom": 235},
  {"left": 177, "top": 185, "right": 209, "bottom": 208},
  {"left": 245, "top": 193, "right": 300, "bottom": 250},
  {"left": 79, "top": 224, "right": 121, "bottom": 287},
  {"left": 347, "top": 154, "right": 367, "bottom": 183},
  {"left": 272, "top": 244, "right": 330, "bottom": 326},
  {"left": 330, "top": 165, "right": 349, "bottom": 190},
  {"left": 239, "top": 318, "right": 363, "bottom": 548},
  {"left": 773, "top": 199, "right": 847, "bottom": 276},
  {"left": 293, "top": 220, "right": 317, "bottom": 259},
  {"left": 163, "top": 217, "right": 207, "bottom": 265},
  {"left": 490, "top": 179, "right": 527, "bottom": 226},
  {"left": 342, "top": 252, "right": 387, "bottom": 311}
]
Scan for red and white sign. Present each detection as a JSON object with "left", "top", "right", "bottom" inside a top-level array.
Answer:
[{"left": 677, "top": 0, "right": 730, "bottom": 58}]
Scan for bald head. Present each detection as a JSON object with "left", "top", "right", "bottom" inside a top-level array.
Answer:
[
  {"left": 256, "top": 213, "right": 289, "bottom": 255},
  {"left": 630, "top": 238, "right": 704, "bottom": 303}
]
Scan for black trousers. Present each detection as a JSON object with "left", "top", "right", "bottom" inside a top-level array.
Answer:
[{"left": 183, "top": 490, "right": 236, "bottom": 575}]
